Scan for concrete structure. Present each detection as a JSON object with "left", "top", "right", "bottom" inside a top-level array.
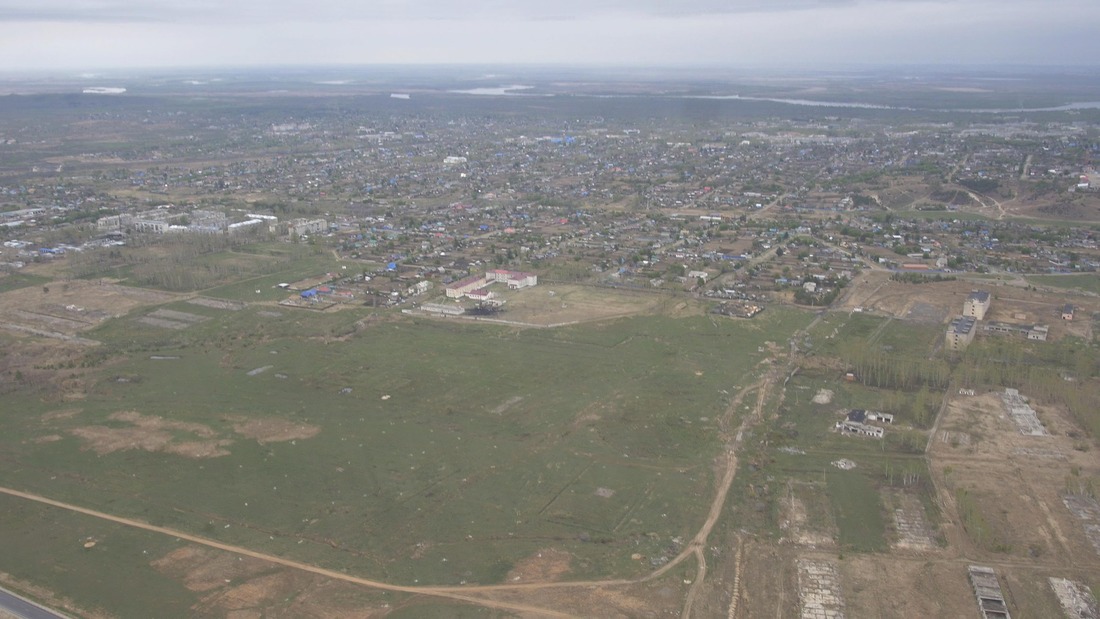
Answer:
[
  {"left": 980, "top": 321, "right": 1048, "bottom": 342},
  {"left": 946, "top": 316, "right": 977, "bottom": 351},
  {"left": 1062, "top": 304, "right": 1075, "bottom": 321},
  {"left": 1001, "top": 388, "right": 1048, "bottom": 436},
  {"left": 835, "top": 419, "right": 884, "bottom": 439},
  {"left": 968, "top": 565, "right": 1011, "bottom": 619},
  {"left": 96, "top": 213, "right": 134, "bottom": 231},
  {"left": 287, "top": 218, "right": 327, "bottom": 237},
  {"left": 133, "top": 218, "right": 169, "bottom": 234},
  {"left": 836, "top": 409, "right": 892, "bottom": 438},
  {"left": 1027, "top": 325, "right": 1049, "bottom": 341},
  {"left": 419, "top": 303, "right": 464, "bottom": 316},
  {"left": 963, "top": 290, "right": 991, "bottom": 320}
]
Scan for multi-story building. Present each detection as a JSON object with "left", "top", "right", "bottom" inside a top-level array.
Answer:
[
  {"left": 947, "top": 316, "right": 977, "bottom": 351},
  {"left": 963, "top": 290, "right": 991, "bottom": 320}
]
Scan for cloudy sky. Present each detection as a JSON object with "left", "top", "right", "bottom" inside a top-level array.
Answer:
[{"left": 2, "top": 0, "right": 1098, "bottom": 72}]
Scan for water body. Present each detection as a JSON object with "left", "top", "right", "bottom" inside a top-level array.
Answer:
[
  {"left": 449, "top": 84, "right": 536, "bottom": 96},
  {"left": 454, "top": 86, "right": 1100, "bottom": 112},
  {"left": 687, "top": 94, "right": 1100, "bottom": 113}
]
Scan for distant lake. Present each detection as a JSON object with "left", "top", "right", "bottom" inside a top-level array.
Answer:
[
  {"left": 688, "top": 94, "right": 1100, "bottom": 113},
  {"left": 449, "top": 85, "right": 535, "bottom": 96}
]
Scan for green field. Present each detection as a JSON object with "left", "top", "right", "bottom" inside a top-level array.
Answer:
[
  {"left": 1029, "top": 273, "right": 1100, "bottom": 295},
  {"left": 0, "top": 296, "right": 813, "bottom": 608},
  {"left": 0, "top": 270, "right": 50, "bottom": 293}
]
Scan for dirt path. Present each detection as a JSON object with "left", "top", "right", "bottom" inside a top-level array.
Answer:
[
  {"left": 0, "top": 486, "right": 574, "bottom": 618},
  {"left": 677, "top": 359, "right": 784, "bottom": 617}
]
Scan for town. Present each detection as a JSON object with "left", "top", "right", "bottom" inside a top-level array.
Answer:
[{"left": 0, "top": 69, "right": 1098, "bottom": 618}]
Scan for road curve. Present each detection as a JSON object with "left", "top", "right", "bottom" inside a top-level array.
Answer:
[{"left": 0, "top": 585, "right": 68, "bottom": 619}]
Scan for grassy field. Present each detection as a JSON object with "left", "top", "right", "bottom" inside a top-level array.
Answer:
[
  {"left": 826, "top": 470, "right": 887, "bottom": 552},
  {"left": 0, "top": 271, "right": 51, "bottom": 293},
  {"left": 0, "top": 293, "right": 813, "bottom": 604},
  {"left": 804, "top": 312, "right": 885, "bottom": 357},
  {"left": 0, "top": 494, "right": 198, "bottom": 617},
  {"left": 1028, "top": 273, "right": 1100, "bottom": 295}
]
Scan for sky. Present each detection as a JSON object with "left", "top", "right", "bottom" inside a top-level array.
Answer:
[{"left": 2, "top": 0, "right": 1099, "bottom": 72}]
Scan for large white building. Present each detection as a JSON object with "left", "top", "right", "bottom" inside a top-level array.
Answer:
[
  {"left": 486, "top": 269, "right": 538, "bottom": 289},
  {"left": 445, "top": 270, "right": 538, "bottom": 299}
]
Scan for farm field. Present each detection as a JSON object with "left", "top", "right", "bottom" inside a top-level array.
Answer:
[{"left": 0, "top": 280, "right": 813, "bottom": 615}]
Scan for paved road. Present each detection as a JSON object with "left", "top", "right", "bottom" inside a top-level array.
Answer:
[{"left": 0, "top": 586, "right": 67, "bottom": 619}]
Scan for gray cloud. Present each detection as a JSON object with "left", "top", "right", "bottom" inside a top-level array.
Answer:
[
  {"left": 0, "top": 0, "right": 920, "bottom": 23},
  {"left": 0, "top": 0, "right": 1097, "bottom": 70}
]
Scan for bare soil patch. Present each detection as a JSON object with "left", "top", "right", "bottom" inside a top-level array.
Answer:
[
  {"left": 32, "top": 434, "right": 63, "bottom": 444},
  {"left": 486, "top": 284, "right": 668, "bottom": 326},
  {"left": 505, "top": 547, "right": 573, "bottom": 583},
  {"left": 931, "top": 390, "right": 1100, "bottom": 566},
  {"left": 0, "top": 280, "right": 178, "bottom": 337},
  {"left": 839, "top": 555, "right": 974, "bottom": 618},
  {"left": 137, "top": 316, "right": 189, "bottom": 330},
  {"left": 781, "top": 483, "right": 836, "bottom": 548},
  {"left": 187, "top": 297, "right": 245, "bottom": 311},
  {"left": 41, "top": 408, "right": 82, "bottom": 422},
  {"left": 229, "top": 417, "right": 320, "bottom": 444},
  {"left": 153, "top": 546, "right": 273, "bottom": 593},
  {"left": 490, "top": 395, "right": 524, "bottom": 415},
  {"left": 70, "top": 411, "right": 231, "bottom": 458},
  {"left": 152, "top": 546, "right": 390, "bottom": 618},
  {"left": 147, "top": 308, "right": 207, "bottom": 323}
]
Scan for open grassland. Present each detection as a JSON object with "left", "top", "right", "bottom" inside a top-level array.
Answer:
[
  {"left": 1029, "top": 273, "right": 1100, "bottom": 295},
  {"left": 0, "top": 295, "right": 812, "bottom": 603},
  {"left": 473, "top": 283, "right": 672, "bottom": 325},
  {"left": 0, "top": 271, "right": 51, "bottom": 294},
  {"left": 0, "top": 494, "right": 198, "bottom": 617}
]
